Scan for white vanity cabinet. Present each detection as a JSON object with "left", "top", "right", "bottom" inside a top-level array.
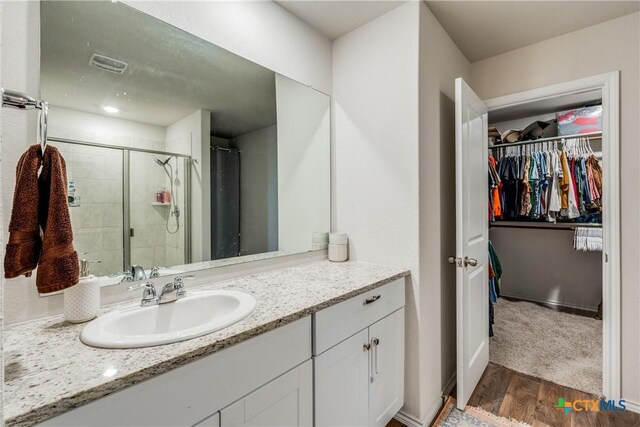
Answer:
[
  {"left": 314, "top": 279, "right": 405, "bottom": 427},
  {"left": 40, "top": 317, "right": 311, "bottom": 427},
  {"left": 218, "top": 360, "right": 313, "bottom": 427}
]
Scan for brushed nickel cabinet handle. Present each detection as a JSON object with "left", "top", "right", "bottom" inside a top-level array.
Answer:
[{"left": 364, "top": 295, "right": 381, "bottom": 305}]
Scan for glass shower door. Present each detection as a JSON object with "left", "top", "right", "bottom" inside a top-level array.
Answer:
[{"left": 128, "top": 151, "right": 189, "bottom": 270}]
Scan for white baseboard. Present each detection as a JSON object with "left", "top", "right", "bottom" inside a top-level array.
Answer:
[
  {"left": 442, "top": 372, "right": 456, "bottom": 397},
  {"left": 625, "top": 400, "right": 640, "bottom": 414},
  {"left": 394, "top": 394, "right": 448, "bottom": 427}
]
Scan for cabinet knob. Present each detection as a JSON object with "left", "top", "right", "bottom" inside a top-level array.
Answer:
[{"left": 363, "top": 343, "right": 371, "bottom": 351}]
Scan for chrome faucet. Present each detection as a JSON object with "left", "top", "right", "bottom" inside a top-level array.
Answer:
[
  {"left": 158, "top": 275, "right": 194, "bottom": 304},
  {"left": 128, "top": 275, "right": 194, "bottom": 307},
  {"left": 128, "top": 282, "right": 158, "bottom": 307},
  {"left": 131, "top": 265, "right": 146, "bottom": 281}
]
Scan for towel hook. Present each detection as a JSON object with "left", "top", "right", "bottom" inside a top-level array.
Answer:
[
  {"left": 39, "top": 101, "right": 49, "bottom": 157},
  {"left": 1, "top": 88, "right": 49, "bottom": 158}
]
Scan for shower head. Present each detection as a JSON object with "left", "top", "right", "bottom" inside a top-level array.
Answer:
[{"left": 155, "top": 157, "right": 171, "bottom": 166}]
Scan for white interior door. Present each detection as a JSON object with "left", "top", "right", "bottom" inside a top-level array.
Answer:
[{"left": 454, "top": 77, "right": 489, "bottom": 410}]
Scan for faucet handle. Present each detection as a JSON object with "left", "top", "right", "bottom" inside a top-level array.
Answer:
[
  {"left": 128, "top": 282, "right": 156, "bottom": 293},
  {"left": 128, "top": 282, "right": 158, "bottom": 307},
  {"left": 113, "top": 271, "right": 134, "bottom": 282},
  {"left": 173, "top": 274, "right": 195, "bottom": 283}
]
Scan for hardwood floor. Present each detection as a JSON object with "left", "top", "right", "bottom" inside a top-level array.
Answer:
[
  {"left": 463, "top": 363, "right": 639, "bottom": 427},
  {"left": 386, "top": 363, "right": 638, "bottom": 427}
]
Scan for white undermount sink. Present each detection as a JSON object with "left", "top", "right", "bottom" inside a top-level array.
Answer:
[{"left": 80, "top": 290, "right": 257, "bottom": 349}]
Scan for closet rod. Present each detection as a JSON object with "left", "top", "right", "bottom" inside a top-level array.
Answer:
[
  {"left": 490, "top": 221, "right": 602, "bottom": 231},
  {"left": 488, "top": 131, "right": 602, "bottom": 149}
]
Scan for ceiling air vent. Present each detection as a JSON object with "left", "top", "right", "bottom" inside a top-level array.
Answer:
[{"left": 89, "top": 53, "right": 128, "bottom": 74}]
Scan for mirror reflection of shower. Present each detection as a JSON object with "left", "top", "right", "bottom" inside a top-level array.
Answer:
[{"left": 154, "top": 156, "right": 180, "bottom": 234}]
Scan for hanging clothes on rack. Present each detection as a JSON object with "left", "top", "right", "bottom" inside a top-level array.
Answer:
[
  {"left": 488, "top": 156, "right": 502, "bottom": 221},
  {"left": 490, "top": 137, "right": 602, "bottom": 224}
]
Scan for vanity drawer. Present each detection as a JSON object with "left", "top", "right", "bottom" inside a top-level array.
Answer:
[{"left": 313, "top": 279, "right": 404, "bottom": 355}]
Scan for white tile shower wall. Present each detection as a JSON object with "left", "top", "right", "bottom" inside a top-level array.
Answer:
[
  {"left": 48, "top": 106, "right": 169, "bottom": 276},
  {"left": 52, "top": 142, "right": 124, "bottom": 276}
]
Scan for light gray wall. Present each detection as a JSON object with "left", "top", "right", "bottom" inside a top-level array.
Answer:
[
  {"left": 471, "top": 12, "right": 640, "bottom": 403},
  {"left": 490, "top": 228, "right": 602, "bottom": 310},
  {"left": 333, "top": 2, "right": 473, "bottom": 424},
  {"left": 419, "top": 1, "right": 472, "bottom": 418},
  {"left": 232, "top": 125, "right": 278, "bottom": 255},
  {"left": 0, "top": 2, "right": 4, "bottom": 422},
  {"left": 333, "top": 1, "right": 422, "bottom": 419}
]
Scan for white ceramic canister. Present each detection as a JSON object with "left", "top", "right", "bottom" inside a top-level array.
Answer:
[
  {"left": 328, "top": 233, "right": 348, "bottom": 262},
  {"left": 64, "top": 258, "right": 100, "bottom": 323}
]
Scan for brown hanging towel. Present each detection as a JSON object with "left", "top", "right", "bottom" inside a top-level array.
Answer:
[
  {"left": 4, "top": 145, "right": 43, "bottom": 278},
  {"left": 4, "top": 145, "right": 79, "bottom": 293}
]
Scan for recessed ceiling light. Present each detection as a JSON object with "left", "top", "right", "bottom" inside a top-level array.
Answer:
[{"left": 103, "top": 106, "right": 119, "bottom": 114}]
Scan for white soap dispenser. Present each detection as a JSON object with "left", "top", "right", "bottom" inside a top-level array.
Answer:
[{"left": 64, "top": 258, "right": 101, "bottom": 323}]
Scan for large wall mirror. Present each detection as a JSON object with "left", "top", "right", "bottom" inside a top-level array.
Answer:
[{"left": 40, "top": 1, "right": 330, "bottom": 285}]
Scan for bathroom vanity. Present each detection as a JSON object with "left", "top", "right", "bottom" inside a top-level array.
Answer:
[{"left": 4, "top": 261, "right": 408, "bottom": 427}]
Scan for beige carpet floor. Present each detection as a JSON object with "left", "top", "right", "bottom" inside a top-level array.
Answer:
[{"left": 490, "top": 298, "right": 602, "bottom": 396}]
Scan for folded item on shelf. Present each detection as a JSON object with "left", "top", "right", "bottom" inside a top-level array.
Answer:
[{"left": 501, "top": 129, "right": 521, "bottom": 143}]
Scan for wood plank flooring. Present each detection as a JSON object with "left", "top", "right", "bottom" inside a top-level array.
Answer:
[
  {"left": 465, "top": 363, "right": 639, "bottom": 427},
  {"left": 387, "top": 363, "right": 638, "bottom": 426}
]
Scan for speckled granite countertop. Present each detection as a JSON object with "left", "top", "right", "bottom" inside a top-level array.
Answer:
[{"left": 4, "top": 260, "right": 409, "bottom": 427}]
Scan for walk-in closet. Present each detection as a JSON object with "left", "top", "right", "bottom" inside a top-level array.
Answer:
[{"left": 486, "top": 90, "right": 605, "bottom": 397}]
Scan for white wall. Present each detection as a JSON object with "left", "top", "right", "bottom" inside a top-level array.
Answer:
[
  {"left": 48, "top": 106, "right": 166, "bottom": 148},
  {"left": 166, "top": 110, "right": 211, "bottom": 263},
  {"left": 232, "top": 125, "right": 278, "bottom": 255},
  {"left": 276, "top": 74, "right": 330, "bottom": 253},
  {"left": 0, "top": 2, "right": 4, "bottom": 422},
  {"left": 333, "top": 0, "right": 424, "bottom": 420},
  {"left": 125, "top": 0, "right": 332, "bottom": 95},
  {"left": 1, "top": 1, "right": 56, "bottom": 325},
  {"left": 418, "top": 2, "right": 472, "bottom": 420},
  {"left": 470, "top": 11, "right": 640, "bottom": 405}
]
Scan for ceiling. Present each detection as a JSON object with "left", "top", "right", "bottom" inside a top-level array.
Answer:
[
  {"left": 275, "top": 0, "right": 406, "bottom": 39},
  {"left": 41, "top": 1, "right": 276, "bottom": 137},
  {"left": 425, "top": 1, "right": 640, "bottom": 63}
]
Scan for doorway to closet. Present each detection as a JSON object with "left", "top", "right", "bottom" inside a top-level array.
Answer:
[{"left": 453, "top": 72, "right": 620, "bottom": 411}]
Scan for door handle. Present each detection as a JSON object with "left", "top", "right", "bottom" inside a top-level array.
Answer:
[
  {"left": 448, "top": 256, "right": 462, "bottom": 267},
  {"left": 464, "top": 256, "right": 478, "bottom": 267}
]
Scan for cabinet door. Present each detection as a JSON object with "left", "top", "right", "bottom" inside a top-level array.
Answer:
[
  {"left": 315, "top": 329, "right": 370, "bottom": 427},
  {"left": 369, "top": 308, "right": 404, "bottom": 426},
  {"left": 220, "top": 360, "right": 312, "bottom": 427}
]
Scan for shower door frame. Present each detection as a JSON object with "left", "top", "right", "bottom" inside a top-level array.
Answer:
[{"left": 48, "top": 137, "right": 192, "bottom": 271}]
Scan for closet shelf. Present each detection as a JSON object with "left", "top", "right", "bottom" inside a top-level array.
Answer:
[
  {"left": 488, "top": 131, "right": 602, "bottom": 150},
  {"left": 490, "top": 221, "right": 601, "bottom": 230}
]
